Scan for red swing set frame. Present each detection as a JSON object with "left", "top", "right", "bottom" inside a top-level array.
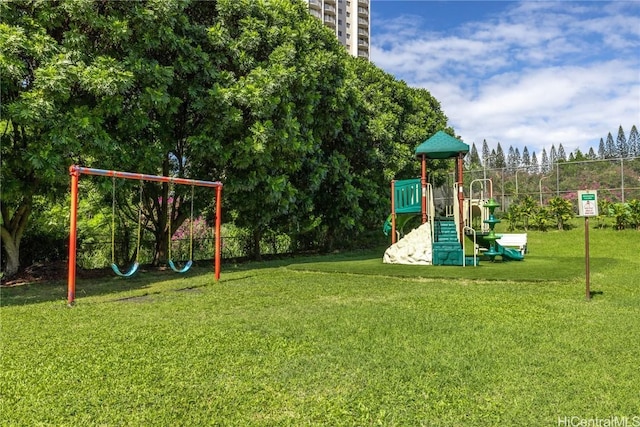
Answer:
[{"left": 67, "top": 165, "right": 223, "bottom": 305}]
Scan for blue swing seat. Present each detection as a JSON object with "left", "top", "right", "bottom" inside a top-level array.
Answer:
[
  {"left": 168, "top": 259, "right": 193, "bottom": 274},
  {"left": 111, "top": 262, "right": 140, "bottom": 278}
]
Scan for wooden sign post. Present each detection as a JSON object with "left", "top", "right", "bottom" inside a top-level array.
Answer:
[{"left": 578, "top": 191, "right": 598, "bottom": 301}]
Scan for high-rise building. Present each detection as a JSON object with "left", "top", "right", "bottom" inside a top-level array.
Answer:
[{"left": 305, "top": 0, "right": 370, "bottom": 59}]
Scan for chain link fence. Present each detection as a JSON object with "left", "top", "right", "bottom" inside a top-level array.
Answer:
[{"left": 459, "top": 157, "right": 640, "bottom": 212}]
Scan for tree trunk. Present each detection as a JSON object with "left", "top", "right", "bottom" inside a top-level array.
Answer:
[
  {"left": 1, "top": 198, "right": 32, "bottom": 278},
  {"left": 153, "top": 231, "right": 168, "bottom": 266},
  {"left": 1, "top": 232, "right": 20, "bottom": 278},
  {"left": 252, "top": 228, "right": 262, "bottom": 261},
  {"left": 152, "top": 184, "right": 169, "bottom": 266}
]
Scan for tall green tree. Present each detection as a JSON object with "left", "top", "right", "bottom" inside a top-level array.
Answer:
[
  {"left": 467, "top": 143, "right": 482, "bottom": 169},
  {"left": 2, "top": 1, "right": 248, "bottom": 269},
  {"left": 627, "top": 125, "right": 638, "bottom": 158},
  {"left": 557, "top": 144, "right": 567, "bottom": 162},
  {"left": 597, "top": 138, "right": 606, "bottom": 159},
  {"left": 616, "top": 125, "right": 628, "bottom": 158},
  {"left": 487, "top": 148, "right": 496, "bottom": 169},
  {"left": 312, "top": 57, "right": 450, "bottom": 249},
  {"left": 88, "top": 0, "right": 229, "bottom": 264},
  {"left": 605, "top": 132, "right": 616, "bottom": 159},
  {"left": 530, "top": 151, "right": 539, "bottom": 173},
  {"left": 192, "top": 0, "right": 356, "bottom": 258},
  {"left": 202, "top": 5, "right": 452, "bottom": 257},
  {"left": 572, "top": 148, "right": 587, "bottom": 161},
  {"left": 507, "top": 146, "right": 517, "bottom": 171},
  {"left": 541, "top": 148, "right": 550, "bottom": 173},
  {"left": 521, "top": 146, "right": 530, "bottom": 169},
  {"left": 481, "top": 139, "right": 490, "bottom": 169},
  {"left": 3, "top": 0, "right": 455, "bottom": 267},
  {"left": 0, "top": 2, "right": 134, "bottom": 277},
  {"left": 494, "top": 143, "right": 506, "bottom": 169}
]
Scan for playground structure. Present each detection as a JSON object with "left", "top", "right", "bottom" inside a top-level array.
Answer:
[
  {"left": 67, "top": 165, "right": 223, "bottom": 305},
  {"left": 383, "top": 131, "right": 527, "bottom": 266}
]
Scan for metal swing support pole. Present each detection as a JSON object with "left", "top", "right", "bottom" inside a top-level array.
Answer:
[
  {"left": 67, "top": 168, "right": 80, "bottom": 305},
  {"left": 67, "top": 165, "right": 223, "bottom": 305}
]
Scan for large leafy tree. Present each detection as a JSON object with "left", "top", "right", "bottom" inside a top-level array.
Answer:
[
  {"left": 82, "top": 0, "right": 227, "bottom": 264},
  {"left": 1, "top": 1, "right": 237, "bottom": 272},
  {"left": 3, "top": 0, "right": 455, "bottom": 268},
  {"left": 1, "top": 2, "right": 133, "bottom": 277},
  {"left": 188, "top": 0, "right": 357, "bottom": 258},
  {"left": 197, "top": 1, "right": 451, "bottom": 256},
  {"left": 316, "top": 58, "right": 449, "bottom": 247}
]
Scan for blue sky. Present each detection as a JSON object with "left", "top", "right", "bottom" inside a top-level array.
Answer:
[{"left": 370, "top": 0, "right": 640, "bottom": 156}]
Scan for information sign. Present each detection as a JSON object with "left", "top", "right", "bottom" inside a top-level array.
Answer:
[{"left": 578, "top": 191, "right": 598, "bottom": 217}]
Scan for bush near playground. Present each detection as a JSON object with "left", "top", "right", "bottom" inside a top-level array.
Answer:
[{"left": 502, "top": 196, "right": 640, "bottom": 231}]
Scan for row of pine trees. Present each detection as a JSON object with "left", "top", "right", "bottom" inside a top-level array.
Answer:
[{"left": 467, "top": 124, "right": 639, "bottom": 172}]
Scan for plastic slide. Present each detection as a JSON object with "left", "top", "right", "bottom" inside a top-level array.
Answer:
[
  {"left": 496, "top": 244, "right": 525, "bottom": 261},
  {"left": 383, "top": 214, "right": 393, "bottom": 236},
  {"left": 383, "top": 213, "right": 418, "bottom": 236}
]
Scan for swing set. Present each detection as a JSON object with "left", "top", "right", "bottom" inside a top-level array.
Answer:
[
  {"left": 67, "top": 165, "right": 223, "bottom": 305},
  {"left": 167, "top": 183, "right": 195, "bottom": 274},
  {"left": 110, "top": 176, "right": 143, "bottom": 277}
]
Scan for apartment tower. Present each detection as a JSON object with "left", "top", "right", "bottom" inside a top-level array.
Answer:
[{"left": 305, "top": 0, "right": 370, "bottom": 59}]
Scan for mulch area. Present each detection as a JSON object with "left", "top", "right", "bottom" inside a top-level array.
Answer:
[{"left": 1, "top": 261, "right": 112, "bottom": 287}]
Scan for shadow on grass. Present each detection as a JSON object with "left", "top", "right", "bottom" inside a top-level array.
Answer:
[
  {"left": 1, "top": 248, "right": 621, "bottom": 306},
  {"left": 1, "top": 250, "right": 315, "bottom": 307},
  {"left": 0, "top": 249, "right": 381, "bottom": 308},
  {"left": 0, "top": 266, "right": 217, "bottom": 308},
  {"left": 589, "top": 290, "right": 604, "bottom": 299}
]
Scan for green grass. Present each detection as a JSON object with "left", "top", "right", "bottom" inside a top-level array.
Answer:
[{"left": 2, "top": 227, "right": 640, "bottom": 426}]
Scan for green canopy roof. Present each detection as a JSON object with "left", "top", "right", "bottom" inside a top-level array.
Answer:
[{"left": 415, "top": 131, "right": 469, "bottom": 159}]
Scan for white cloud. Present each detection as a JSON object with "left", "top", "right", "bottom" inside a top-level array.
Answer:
[{"left": 371, "top": 1, "right": 640, "bottom": 156}]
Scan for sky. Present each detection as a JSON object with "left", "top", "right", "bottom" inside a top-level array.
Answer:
[{"left": 370, "top": 0, "right": 640, "bottom": 156}]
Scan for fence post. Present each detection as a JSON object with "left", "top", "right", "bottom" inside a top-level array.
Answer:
[
  {"left": 556, "top": 162, "right": 560, "bottom": 196},
  {"left": 501, "top": 168, "right": 505, "bottom": 209},
  {"left": 621, "top": 158, "right": 625, "bottom": 203},
  {"left": 539, "top": 175, "right": 549, "bottom": 206}
]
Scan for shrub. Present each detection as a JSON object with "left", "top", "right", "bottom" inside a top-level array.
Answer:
[
  {"left": 610, "top": 203, "right": 631, "bottom": 230},
  {"left": 628, "top": 200, "right": 640, "bottom": 230},
  {"left": 548, "top": 196, "right": 575, "bottom": 230}
]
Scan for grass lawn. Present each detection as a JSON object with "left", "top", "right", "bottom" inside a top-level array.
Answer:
[{"left": 1, "top": 227, "right": 640, "bottom": 426}]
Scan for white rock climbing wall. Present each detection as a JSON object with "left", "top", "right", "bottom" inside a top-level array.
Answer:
[{"left": 383, "top": 222, "right": 432, "bottom": 265}]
